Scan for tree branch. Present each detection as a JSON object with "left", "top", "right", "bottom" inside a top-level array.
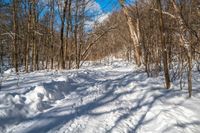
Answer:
[
  {"left": 81, "top": 25, "right": 117, "bottom": 62},
  {"left": 150, "top": 8, "right": 176, "bottom": 19}
]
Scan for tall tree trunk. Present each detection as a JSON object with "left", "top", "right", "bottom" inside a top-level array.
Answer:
[
  {"left": 60, "top": 0, "right": 67, "bottom": 69},
  {"left": 50, "top": 0, "right": 54, "bottom": 69},
  {"left": 157, "top": 0, "right": 171, "bottom": 89},
  {"left": 74, "top": 0, "right": 79, "bottom": 69},
  {"left": 119, "top": 0, "right": 142, "bottom": 67},
  {"left": 12, "top": 0, "right": 18, "bottom": 73},
  {"left": 65, "top": 0, "right": 71, "bottom": 69},
  {"left": 25, "top": 3, "right": 32, "bottom": 73},
  {"left": 77, "top": 0, "right": 86, "bottom": 69},
  {"left": 171, "top": 0, "right": 192, "bottom": 97},
  {"left": 32, "top": 1, "right": 37, "bottom": 71},
  {"left": 68, "top": 0, "right": 73, "bottom": 69}
]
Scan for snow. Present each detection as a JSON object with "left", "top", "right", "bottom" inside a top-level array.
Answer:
[{"left": 0, "top": 58, "right": 200, "bottom": 133}]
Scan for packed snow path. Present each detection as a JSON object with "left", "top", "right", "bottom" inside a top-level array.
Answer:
[{"left": 1, "top": 60, "right": 200, "bottom": 133}]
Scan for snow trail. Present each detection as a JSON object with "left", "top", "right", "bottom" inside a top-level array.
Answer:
[{"left": 0, "top": 59, "right": 200, "bottom": 133}]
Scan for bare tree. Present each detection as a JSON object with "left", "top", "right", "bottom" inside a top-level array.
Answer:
[
  {"left": 12, "top": 0, "right": 18, "bottom": 73},
  {"left": 157, "top": 0, "right": 171, "bottom": 89},
  {"left": 119, "top": 0, "right": 142, "bottom": 66},
  {"left": 170, "top": 0, "right": 193, "bottom": 97}
]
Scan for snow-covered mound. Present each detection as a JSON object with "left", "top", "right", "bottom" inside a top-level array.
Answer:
[{"left": 0, "top": 59, "right": 200, "bottom": 133}]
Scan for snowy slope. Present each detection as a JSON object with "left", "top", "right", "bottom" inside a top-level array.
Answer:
[{"left": 0, "top": 59, "right": 200, "bottom": 133}]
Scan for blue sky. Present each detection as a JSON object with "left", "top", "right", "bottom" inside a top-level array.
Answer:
[
  {"left": 95, "top": 0, "right": 120, "bottom": 13},
  {"left": 95, "top": 0, "right": 135, "bottom": 13}
]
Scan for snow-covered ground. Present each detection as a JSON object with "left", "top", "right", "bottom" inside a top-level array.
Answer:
[{"left": 0, "top": 59, "right": 200, "bottom": 133}]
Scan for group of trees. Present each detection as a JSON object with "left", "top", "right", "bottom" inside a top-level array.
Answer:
[
  {"left": 0, "top": 0, "right": 200, "bottom": 97},
  {"left": 0, "top": 0, "right": 115, "bottom": 72},
  {"left": 91, "top": 0, "right": 200, "bottom": 97}
]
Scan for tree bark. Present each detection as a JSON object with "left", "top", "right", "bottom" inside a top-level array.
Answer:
[
  {"left": 119, "top": 0, "right": 142, "bottom": 66},
  {"left": 60, "top": 0, "right": 68, "bottom": 69},
  {"left": 12, "top": 0, "right": 18, "bottom": 73},
  {"left": 50, "top": 0, "right": 54, "bottom": 69},
  {"left": 65, "top": 0, "right": 71, "bottom": 69},
  {"left": 157, "top": 0, "right": 171, "bottom": 89},
  {"left": 171, "top": 0, "right": 192, "bottom": 97}
]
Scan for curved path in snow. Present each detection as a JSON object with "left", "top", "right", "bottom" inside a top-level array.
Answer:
[{"left": 1, "top": 60, "right": 200, "bottom": 133}]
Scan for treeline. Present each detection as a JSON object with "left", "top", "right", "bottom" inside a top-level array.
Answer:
[
  {"left": 0, "top": 0, "right": 115, "bottom": 72},
  {"left": 0, "top": 0, "right": 200, "bottom": 97},
  {"left": 91, "top": 0, "right": 200, "bottom": 97}
]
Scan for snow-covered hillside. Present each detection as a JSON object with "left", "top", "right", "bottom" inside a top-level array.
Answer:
[{"left": 0, "top": 59, "right": 200, "bottom": 133}]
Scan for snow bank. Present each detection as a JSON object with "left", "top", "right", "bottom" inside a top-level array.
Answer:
[
  {"left": 3, "top": 68, "right": 14, "bottom": 74},
  {"left": 0, "top": 75, "right": 70, "bottom": 119}
]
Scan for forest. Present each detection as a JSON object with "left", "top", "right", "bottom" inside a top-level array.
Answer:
[{"left": 0, "top": 0, "right": 200, "bottom": 132}]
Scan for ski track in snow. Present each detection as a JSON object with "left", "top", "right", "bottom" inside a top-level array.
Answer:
[{"left": 0, "top": 60, "right": 200, "bottom": 133}]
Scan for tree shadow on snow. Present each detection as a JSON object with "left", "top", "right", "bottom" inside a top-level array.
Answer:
[{"left": 1, "top": 69, "right": 200, "bottom": 133}]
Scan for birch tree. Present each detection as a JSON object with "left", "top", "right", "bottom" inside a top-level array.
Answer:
[{"left": 119, "top": 0, "right": 142, "bottom": 66}]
